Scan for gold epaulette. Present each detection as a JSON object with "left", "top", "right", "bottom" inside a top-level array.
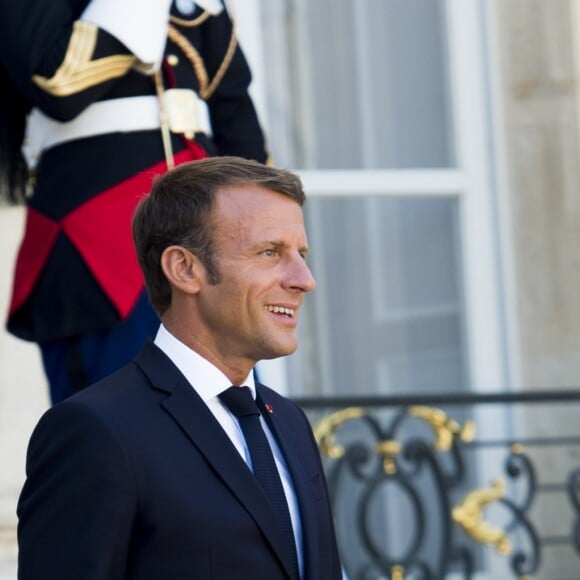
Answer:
[{"left": 32, "top": 21, "right": 136, "bottom": 97}]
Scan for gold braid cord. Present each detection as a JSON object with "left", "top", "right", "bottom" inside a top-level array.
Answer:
[
  {"left": 203, "top": 24, "right": 237, "bottom": 100},
  {"left": 169, "top": 11, "right": 211, "bottom": 28},
  {"left": 167, "top": 24, "right": 209, "bottom": 94},
  {"left": 166, "top": 18, "right": 238, "bottom": 101},
  {"left": 32, "top": 21, "right": 136, "bottom": 96}
]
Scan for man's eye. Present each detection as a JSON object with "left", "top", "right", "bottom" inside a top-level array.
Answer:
[{"left": 262, "top": 248, "right": 277, "bottom": 257}]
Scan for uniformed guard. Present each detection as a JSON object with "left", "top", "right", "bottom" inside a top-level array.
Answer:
[{"left": 0, "top": 0, "right": 269, "bottom": 403}]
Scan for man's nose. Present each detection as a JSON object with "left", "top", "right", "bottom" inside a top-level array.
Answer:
[{"left": 284, "top": 254, "right": 316, "bottom": 293}]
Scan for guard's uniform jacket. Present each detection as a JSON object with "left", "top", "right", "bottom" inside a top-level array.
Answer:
[{"left": 0, "top": 0, "right": 268, "bottom": 344}]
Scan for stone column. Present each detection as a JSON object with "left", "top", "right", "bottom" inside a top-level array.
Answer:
[{"left": 493, "top": 0, "right": 580, "bottom": 577}]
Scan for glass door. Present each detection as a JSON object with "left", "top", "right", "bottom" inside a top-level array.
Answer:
[{"left": 249, "top": 0, "right": 506, "bottom": 399}]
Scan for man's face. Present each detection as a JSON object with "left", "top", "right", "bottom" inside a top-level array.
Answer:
[{"left": 193, "top": 184, "right": 316, "bottom": 371}]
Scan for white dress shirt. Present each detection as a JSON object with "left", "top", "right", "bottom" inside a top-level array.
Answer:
[{"left": 154, "top": 324, "right": 304, "bottom": 576}]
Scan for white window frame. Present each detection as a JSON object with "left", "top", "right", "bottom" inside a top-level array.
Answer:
[{"left": 240, "top": 0, "right": 510, "bottom": 401}]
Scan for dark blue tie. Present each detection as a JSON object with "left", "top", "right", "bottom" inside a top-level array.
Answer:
[{"left": 219, "top": 386, "right": 300, "bottom": 580}]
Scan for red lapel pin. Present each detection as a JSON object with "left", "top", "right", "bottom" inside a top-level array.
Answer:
[{"left": 265, "top": 403, "right": 274, "bottom": 414}]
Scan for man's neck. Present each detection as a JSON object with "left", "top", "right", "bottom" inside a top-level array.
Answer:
[{"left": 161, "top": 317, "right": 254, "bottom": 386}]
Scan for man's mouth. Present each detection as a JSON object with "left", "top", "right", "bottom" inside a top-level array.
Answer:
[{"left": 265, "top": 305, "right": 295, "bottom": 317}]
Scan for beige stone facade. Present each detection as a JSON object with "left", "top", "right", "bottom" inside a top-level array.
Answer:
[
  {"left": 491, "top": 1, "right": 580, "bottom": 577},
  {"left": 495, "top": 0, "right": 580, "bottom": 389},
  {"left": 0, "top": 208, "right": 48, "bottom": 579}
]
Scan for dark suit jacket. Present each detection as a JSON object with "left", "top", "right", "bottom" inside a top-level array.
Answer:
[{"left": 17, "top": 341, "right": 342, "bottom": 579}]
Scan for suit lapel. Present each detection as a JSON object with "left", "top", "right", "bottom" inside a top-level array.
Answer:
[
  {"left": 134, "top": 343, "right": 295, "bottom": 579},
  {"left": 257, "top": 386, "right": 321, "bottom": 580}
]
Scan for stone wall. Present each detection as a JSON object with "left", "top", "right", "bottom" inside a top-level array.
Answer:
[
  {"left": 0, "top": 207, "right": 49, "bottom": 579},
  {"left": 495, "top": 0, "right": 580, "bottom": 388},
  {"left": 492, "top": 0, "right": 580, "bottom": 577}
]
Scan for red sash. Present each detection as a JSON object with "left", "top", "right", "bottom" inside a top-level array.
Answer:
[{"left": 9, "top": 147, "right": 204, "bottom": 319}]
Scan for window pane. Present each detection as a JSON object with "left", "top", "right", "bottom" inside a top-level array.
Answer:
[
  {"left": 287, "top": 196, "right": 468, "bottom": 396},
  {"left": 261, "top": 0, "right": 455, "bottom": 169}
]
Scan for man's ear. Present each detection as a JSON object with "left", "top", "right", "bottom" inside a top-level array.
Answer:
[{"left": 160, "top": 245, "right": 203, "bottom": 294}]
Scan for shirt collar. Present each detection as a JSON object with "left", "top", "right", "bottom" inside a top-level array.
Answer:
[
  {"left": 194, "top": 0, "right": 224, "bottom": 16},
  {"left": 153, "top": 324, "right": 256, "bottom": 401}
]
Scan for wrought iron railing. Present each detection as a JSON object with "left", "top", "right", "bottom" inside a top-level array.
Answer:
[{"left": 294, "top": 390, "right": 580, "bottom": 580}]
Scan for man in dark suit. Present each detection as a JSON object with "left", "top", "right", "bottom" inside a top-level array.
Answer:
[{"left": 17, "top": 156, "right": 342, "bottom": 579}]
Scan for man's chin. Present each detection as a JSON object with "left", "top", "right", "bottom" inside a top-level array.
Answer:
[{"left": 260, "top": 342, "right": 298, "bottom": 361}]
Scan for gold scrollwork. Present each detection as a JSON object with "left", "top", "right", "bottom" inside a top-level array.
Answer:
[
  {"left": 409, "top": 406, "right": 476, "bottom": 451},
  {"left": 511, "top": 442, "right": 524, "bottom": 455},
  {"left": 314, "top": 407, "right": 365, "bottom": 458},
  {"left": 376, "top": 439, "right": 402, "bottom": 474},
  {"left": 452, "top": 479, "right": 511, "bottom": 555}
]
